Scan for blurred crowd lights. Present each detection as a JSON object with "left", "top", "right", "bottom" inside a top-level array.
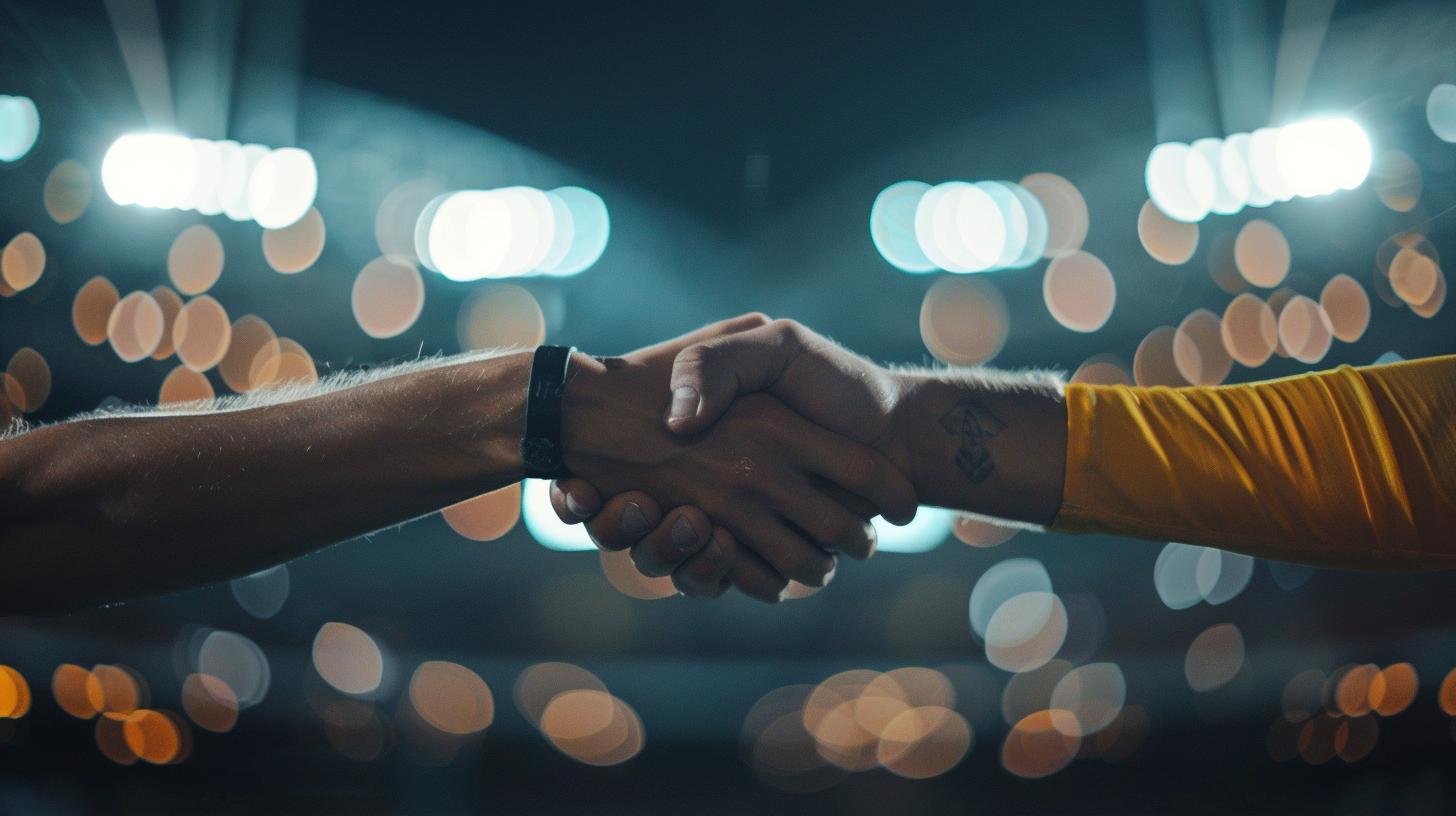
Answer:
[
  {"left": 415, "top": 186, "right": 608, "bottom": 281},
  {"left": 101, "top": 133, "right": 318, "bottom": 229},
  {"left": 871, "top": 174, "right": 1088, "bottom": 275},
  {"left": 0, "top": 94, "right": 40, "bottom": 162},
  {"left": 1144, "top": 117, "right": 1371, "bottom": 224}
]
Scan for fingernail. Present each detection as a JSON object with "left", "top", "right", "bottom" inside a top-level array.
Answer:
[
  {"left": 671, "top": 516, "right": 699, "bottom": 552},
  {"left": 564, "top": 492, "right": 590, "bottom": 520},
  {"left": 622, "top": 502, "right": 650, "bottom": 536},
  {"left": 668, "top": 386, "right": 699, "bottom": 422},
  {"left": 823, "top": 560, "right": 838, "bottom": 586}
]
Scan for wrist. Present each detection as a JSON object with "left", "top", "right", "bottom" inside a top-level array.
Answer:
[
  {"left": 560, "top": 352, "right": 672, "bottom": 478},
  {"left": 431, "top": 349, "right": 534, "bottom": 489}
]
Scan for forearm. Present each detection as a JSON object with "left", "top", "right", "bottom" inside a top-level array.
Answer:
[
  {"left": 0, "top": 351, "right": 532, "bottom": 614},
  {"left": 893, "top": 369, "right": 1068, "bottom": 526},
  {"left": 1052, "top": 357, "right": 1456, "bottom": 569}
]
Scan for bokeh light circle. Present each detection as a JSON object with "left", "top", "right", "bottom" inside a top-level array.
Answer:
[
  {"left": 2, "top": 232, "right": 45, "bottom": 292},
  {"left": 1277, "top": 295, "right": 1334, "bottom": 365},
  {"left": 442, "top": 483, "right": 522, "bottom": 542},
  {"left": 1426, "top": 84, "right": 1456, "bottom": 143},
  {"left": 352, "top": 256, "right": 425, "bottom": 339},
  {"left": 312, "top": 622, "right": 384, "bottom": 696},
  {"left": 1185, "top": 623, "right": 1245, "bottom": 691},
  {"left": 867, "top": 180, "right": 937, "bottom": 271},
  {"left": 1221, "top": 293, "right": 1278, "bottom": 368},
  {"left": 73, "top": 276, "right": 120, "bottom": 347},
  {"left": 1137, "top": 200, "right": 1198, "bottom": 265},
  {"left": 44, "top": 159, "right": 92, "bottom": 223},
  {"left": 457, "top": 284, "right": 545, "bottom": 351},
  {"left": 106, "top": 290, "right": 165, "bottom": 363},
  {"left": 1234, "top": 220, "right": 1290, "bottom": 288},
  {"left": 409, "top": 661, "right": 494, "bottom": 735},
  {"left": 0, "top": 95, "right": 40, "bottom": 162},
  {"left": 262, "top": 206, "right": 326, "bottom": 274},
  {"left": 1173, "top": 308, "right": 1232, "bottom": 386},
  {"left": 1020, "top": 172, "right": 1088, "bottom": 257},
  {"left": 1145, "top": 142, "right": 1215, "bottom": 222},
  {"left": 1133, "top": 326, "right": 1189, "bottom": 387},
  {"left": 1043, "top": 250, "right": 1116, "bottom": 332},
  {"left": 1320, "top": 274, "right": 1370, "bottom": 343},
  {"left": 247, "top": 147, "right": 318, "bottom": 229},
  {"left": 168, "top": 225, "right": 224, "bottom": 295}
]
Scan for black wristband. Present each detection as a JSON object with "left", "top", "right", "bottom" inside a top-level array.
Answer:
[{"left": 521, "top": 345, "right": 576, "bottom": 479}]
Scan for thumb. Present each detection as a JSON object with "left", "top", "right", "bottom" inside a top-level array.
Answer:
[{"left": 666, "top": 322, "right": 796, "bottom": 434}]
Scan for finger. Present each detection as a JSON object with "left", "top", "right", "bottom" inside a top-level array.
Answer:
[
  {"left": 778, "top": 482, "right": 879, "bottom": 560},
  {"left": 629, "top": 313, "right": 772, "bottom": 361},
  {"left": 629, "top": 506, "right": 712, "bottom": 577},
  {"left": 549, "top": 479, "right": 602, "bottom": 524},
  {"left": 812, "top": 479, "right": 880, "bottom": 520},
  {"left": 666, "top": 321, "right": 802, "bottom": 435},
  {"left": 672, "top": 527, "right": 738, "bottom": 597},
  {"left": 733, "top": 514, "right": 837, "bottom": 587},
  {"left": 726, "top": 547, "right": 789, "bottom": 603},
  {"left": 584, "top": 491, "right": 662, "bottom": 551},
  {"left": 783, "top": 423, "right": 919, "bottom": 525}
]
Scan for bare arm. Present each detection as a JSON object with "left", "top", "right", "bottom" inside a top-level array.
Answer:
[
  {"left": 0, "top": 352, "right": 532, "bottom": 614},
  {"left": 0, "top": 315, "right": 917, "bottom": 614},
  {"left": 889, "top": 369, "right": 1067, "bottom": 527}
]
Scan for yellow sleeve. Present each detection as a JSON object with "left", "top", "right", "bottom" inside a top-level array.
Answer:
[{"left": 1052, "top": 355, "right": 1456, "bottom": 569}]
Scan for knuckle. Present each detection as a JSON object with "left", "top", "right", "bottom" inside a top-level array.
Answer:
[
  {"left": 629, "top": 542, "right": 672, "bottom": 577},
  {"left": 769, "top": 318, "right": 803, "bottom": 345},
  {"left": 676, "top": 343, "right": 719, "bottom": 370}
]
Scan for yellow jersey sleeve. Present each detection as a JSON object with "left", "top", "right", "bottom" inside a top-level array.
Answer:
[{"left": 1052, "top": 355, "right": 1456, "bottom": 569}]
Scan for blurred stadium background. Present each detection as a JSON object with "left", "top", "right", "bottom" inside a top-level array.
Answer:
[{"left": 1, "top": 0, "right": 1455, "bottom": 812}]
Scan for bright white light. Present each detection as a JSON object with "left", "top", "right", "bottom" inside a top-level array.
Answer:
[
  {"left": 223, "top": 143, "right": 268, "bottom": 222},
  {"left": 185, "top": 138, "right": 223, "bottom": 214},
  {"left": 541, "top": 186, "right": 609, "bottom": 276},
  {"left": 101, "top": 134, "right": 315, "bottom": 227},
  {"left": 1226, "top": 134, "right": 1273, "bottom": 208},
  {"left": 916, "top": 182, "right": 1003, "bottom": 273},
  {"left": 1006, "top": 183, "right": 1048, "bottom": 268},
  {"left": 101, "top": 132, "right": 197, "bottom": 208},
  {"left": 521, "top": 478, "right": 595, "bottom": 551},
  {"left": 457, "top": 191, "right": 513, "bottom": 280},
  {"left": 1275, "top": 118, "right": 1368, "bottom": 197},
  {"left": 1147, "top": 117, "right": 1370, "bottom": 221},
  {"left": 1247, "top": 127, "right": 1295, "bottom": 202},
  {"left": 952, "top": 183, "right": 1006, "bottom": 270},
  {"left": 871, "top": 506, "right": 953, "bottom": 554},
  {"left": 536, "top": 190, "right": 576, "bottom": 272},
  {"left": 1145, "top": 142, "right": 1215, "bottom": 222},
  {"left": 877, "top": 179, "right": 1049, "bottom": 274},
  {"left": 0, "top": 95, "right": 40, "bottom": 162},
  {"left": 977, "top": 181, "right": 1027, "bottom": 269},
  {"left": 1191, "top": 137, "right": 1248, "bottom": 215},
  {"left": 247, "top": 147, "right": 318, "bottom": 229},
  {"left": 870, "top": 181, "right": 936, "bottom": 273},
  {"left": 493, "top": 186, "right": 553, "bottom": 278}
]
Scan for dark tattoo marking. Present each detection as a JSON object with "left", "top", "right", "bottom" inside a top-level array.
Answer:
[{"left": 939, "top": 398, "right": 1006, "bottom": 483}]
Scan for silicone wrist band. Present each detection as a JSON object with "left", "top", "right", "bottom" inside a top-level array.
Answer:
[{"left": 521, "top": 345, "right": 576, "bottom": 479}]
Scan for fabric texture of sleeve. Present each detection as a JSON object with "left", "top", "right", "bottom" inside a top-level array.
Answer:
[{"left": 1052, "top": 355, "right": 1456, "bottom": 569}]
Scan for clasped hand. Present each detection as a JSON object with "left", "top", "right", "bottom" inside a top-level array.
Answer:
[{"left": 551, "top": 314, "right": 918, "bottom": 602}]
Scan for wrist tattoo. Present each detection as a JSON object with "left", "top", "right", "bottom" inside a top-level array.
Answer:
[{"left": 939, "top": 397, "right": 1006, "bottom": 483}]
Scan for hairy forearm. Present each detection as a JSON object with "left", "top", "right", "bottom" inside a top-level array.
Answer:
[
  {"left": 0, "top": 351, "right": 531, "bottom": 614},
  {"left": 893, "top": 368, "right": 1068, "bottom": 527}
]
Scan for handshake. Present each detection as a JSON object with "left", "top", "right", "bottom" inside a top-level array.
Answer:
[{"left": 540, "top": 314, "right": 1069, "bottom": 602}]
